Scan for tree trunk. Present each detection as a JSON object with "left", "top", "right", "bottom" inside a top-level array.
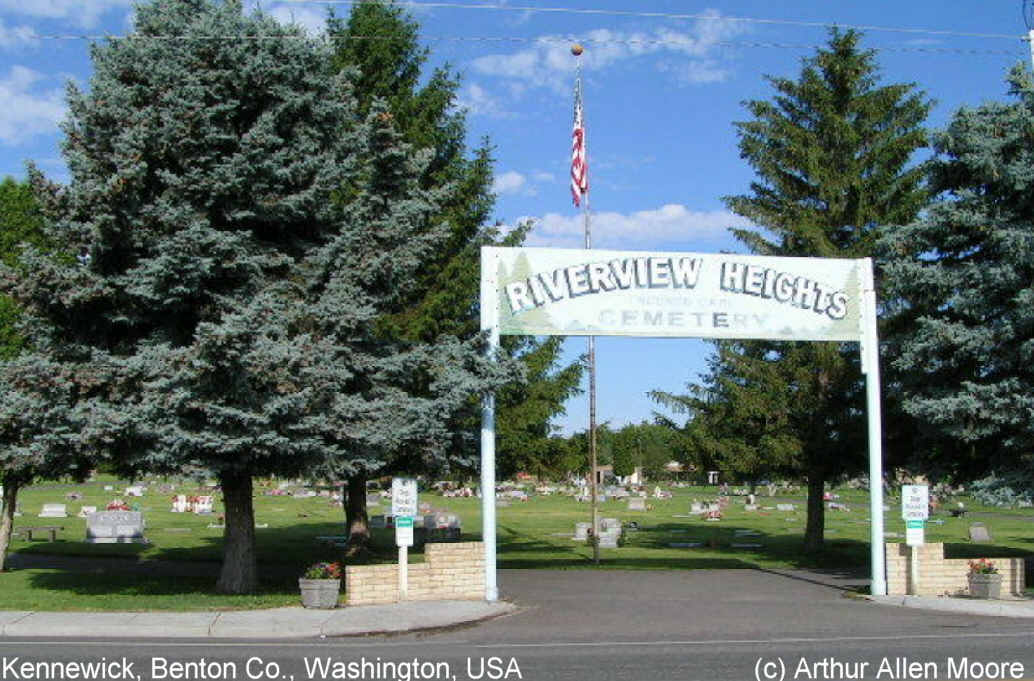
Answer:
[
  {"left": 0, "top": 477, "right": 19, "bottom": 572},
  {"left": 344, "top": 472, "right": 369, "bottom": 557},
  {"left": 216, "top": 471, "right": 257, "bottom": 594},
  {"left": 803, "top": 466, "right": 825, "bottom": 553}
]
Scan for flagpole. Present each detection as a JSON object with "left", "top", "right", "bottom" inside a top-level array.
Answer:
[{"left": 572, "top": 46, "right": 600, "bottom": 565}]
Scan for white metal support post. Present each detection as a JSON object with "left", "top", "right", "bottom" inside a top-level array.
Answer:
[
  {"left": 860, "top": 258, "right": 887, "bottom": 597},
  {"left": 399, "top": 545, "right": 408, "bottom": 600},
  {"left": 480, "top": 248, "right": 500, "bottom": 602}
]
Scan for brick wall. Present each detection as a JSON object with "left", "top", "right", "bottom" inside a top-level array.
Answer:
[
  {"left": 885, "top": 542, "right": 1026, "bottom": 597},
  {"left": 345, "top": 541, "right": 486, "bottom": 605}
]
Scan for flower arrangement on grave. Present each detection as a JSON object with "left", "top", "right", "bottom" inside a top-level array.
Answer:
[
  {"left": 302, "top": 561, "right": 342, "bottom": 580},
  {"left": 968, "top": 559, "right": 998, "bottom": 575},
  {"left": 106, "top": 499, "right": 130, "bottom": 511}
]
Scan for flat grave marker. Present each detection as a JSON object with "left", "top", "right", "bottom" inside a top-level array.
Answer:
[
  {"left": 969, "top": 523, "right": 992, "bottom": 543},
  {"left": 39, "top": 503, "right": 67, "bottom": 518}
]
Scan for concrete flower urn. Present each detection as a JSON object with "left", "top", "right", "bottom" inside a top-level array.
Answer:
[
  {"left": 299, "top": 579, "right": 341, "bottom": 609},
  {"left": 968, "top": 573, "right": 1002, "bottom": 599}
]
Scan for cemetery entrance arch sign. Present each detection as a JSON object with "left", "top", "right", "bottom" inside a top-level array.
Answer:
[{"left": 479, "top": 246, "right": 887, "bottom": 600}]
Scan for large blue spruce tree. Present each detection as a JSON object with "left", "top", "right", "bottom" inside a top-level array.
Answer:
[
  {"left": 881, "top": 65, "right": 1034, "bottom": 484},
  {"left": 6, "top": 0, "right": 362, "bottom": 593}
]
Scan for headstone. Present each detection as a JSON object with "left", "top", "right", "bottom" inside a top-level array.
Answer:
[
  {"left": 707, "top": 471, "right": 719, "bottom": 485},
  {"left": 690, "top": 501, "right": 704, "bottom": 514},
  {"left": 573, "top": 522, "right": 590, "bottom": 541},
  {"left": 747, "top": 493, "right": 756, "bottom": 506},
  {"left": 194, "top": 496, "right": 213, "bottom": 514},
  {"left": 171, "top": 495, "right": 189, "bottom": 513},
  {"left": 77, "top": 506, "right": 97, "bottom": 518},
  {"left": 103, "top": 485, "right": 114, "bottom": 491},
  {"left": 969, "top": 523, "right": 992, "bottom": 543},
  {"left": 86, "top": 511, "right": 147, "bottom": 544},
  {"left": 744, "top": 504, "right": 759, "bottom": 511},
  {"left": 627, "top": 497, "right": 646, "bottom": 511},
  {"left": 124, "top": 486, "right": 145, "bottom": 497},
  {"left": 776, "top": 503, "right": 796, "bottom": 512},
  {"left": 39, "top": 503, "right": 67, "bottom": 518}
]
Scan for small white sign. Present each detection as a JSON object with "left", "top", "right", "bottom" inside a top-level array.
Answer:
[
  {"left": 392, "top": 478, "right": 418, "bottom": 518},
  {"left": 395, "top": 515, "right": 414, "bottom": 547},
  {"left": 906, "top": 519, "right": 925, "bottom": 546},
  {"left": 901, "top": 484, "right": 929, "bottom": 521}
]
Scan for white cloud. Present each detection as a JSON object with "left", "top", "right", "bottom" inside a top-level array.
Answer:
[
  {"left": 0, "top": 66, "right": 66, "bottom": 146},
  {"left": 532, "top": 171, "right": 556, "bottom": 183},
  {"left": 455, "top": 83, "right": 510, "bottom": 118},
  {"left": 0, "top": 19, "right": 38, "bottom": 49},
  {"left": 266, "top": 4, "right": 327, "bottom": 36},
  {"left": 470, "top": 9, "right": 747, "bottom": 95},
  {"left": 0, "top": 0, "right": 133, "bottom": 28},
  {"left": 492, "top": 170, "right": 528, "bottom": 196},
  {"left": 517, "top": 204, "right": 753, "bottom": 249}
]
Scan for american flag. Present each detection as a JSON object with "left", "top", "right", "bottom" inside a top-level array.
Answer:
[{"left": 570, "top": 79, "right": 588, "bottom": 207}]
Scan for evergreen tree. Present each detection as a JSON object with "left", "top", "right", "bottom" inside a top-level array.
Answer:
[
  {"left": 4, "top": 0, "right": 366, "bottom": 593},
  {"left": 652, "top": 343, "right": 801, "bottom": 488},
  {"left": 696, "top": 29, "right": 930, "bottom": 551},
  {"left": 327, "top": 1, "right": 580, "bottom": 546},
  {"left": 880, "top": 65, "right": 1034, "bottom": 485},
  {"left": 0, "top": 356, "right": 96, "bottom": 571},
  {"left": 0, "top": 178, "right": 49, "bottom": 361},
  {"left": 0, "top": 179, "right": 94, "bottom": 570},
  {"left": 301, "top": 100, "right": 514, "bottom": 555}
]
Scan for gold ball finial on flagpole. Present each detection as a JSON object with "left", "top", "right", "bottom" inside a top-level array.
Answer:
[{"left": 571, "top": 43, "right": 584, "bottom": 56}]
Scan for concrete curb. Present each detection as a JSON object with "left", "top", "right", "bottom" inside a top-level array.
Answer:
[
  {"left": 0, "top": 601, "right": 518, "bottom": 639},
  {"left": 868, "top": 594, "right": 1034, "bottom": 618}
]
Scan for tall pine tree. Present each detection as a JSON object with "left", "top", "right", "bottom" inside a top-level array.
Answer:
[{"left": 699, "top": 29, "right": 930, "bottom": 551}]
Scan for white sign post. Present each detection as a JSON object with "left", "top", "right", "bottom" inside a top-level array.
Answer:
[
  {"left": 901, "top": 484, "right": 929, "bottom": 595},
  {"left": 480, "top": 247, "right": 888, "bottom": 600},
  {"left": 392, "top": 477, "right": 417, "bottom": 601}
]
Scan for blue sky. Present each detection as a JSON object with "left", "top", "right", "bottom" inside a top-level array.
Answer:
[{"left": 0, "top": 0, "right": 1028, "bottom": 436}]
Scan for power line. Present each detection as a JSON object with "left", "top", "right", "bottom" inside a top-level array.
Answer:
[
  {"left": 276, "top": 0, "right": 1025, "bottom": 42},
  {"left": 6, "top": 32, "right": 1026, "bottom": 58}
]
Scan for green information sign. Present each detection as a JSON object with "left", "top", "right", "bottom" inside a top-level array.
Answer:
[
  {"left": 396, "top": 516, "right": 414, "bottom": 528},
  {"left": 906, "top": 520, "right": 924, "bottom": 529}
]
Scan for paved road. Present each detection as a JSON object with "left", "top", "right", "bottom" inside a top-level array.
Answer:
[{"left": 2, "top": 569, "right": 1033, "bottom": 681}]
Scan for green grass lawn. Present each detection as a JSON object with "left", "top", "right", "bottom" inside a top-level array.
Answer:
[{"left": 2, "top": 477, "right": 1032, "bottom": 610}]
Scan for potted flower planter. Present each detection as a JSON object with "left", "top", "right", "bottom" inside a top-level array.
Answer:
[
  {"left": 299, "top": 578, "right": 341, "bottom": 609},
  {"left": 299, "top": 561, "right": 343, "bottom": 609},
  {"left": 968, "top": 573, "right": 1002, "bottom": 599}
]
